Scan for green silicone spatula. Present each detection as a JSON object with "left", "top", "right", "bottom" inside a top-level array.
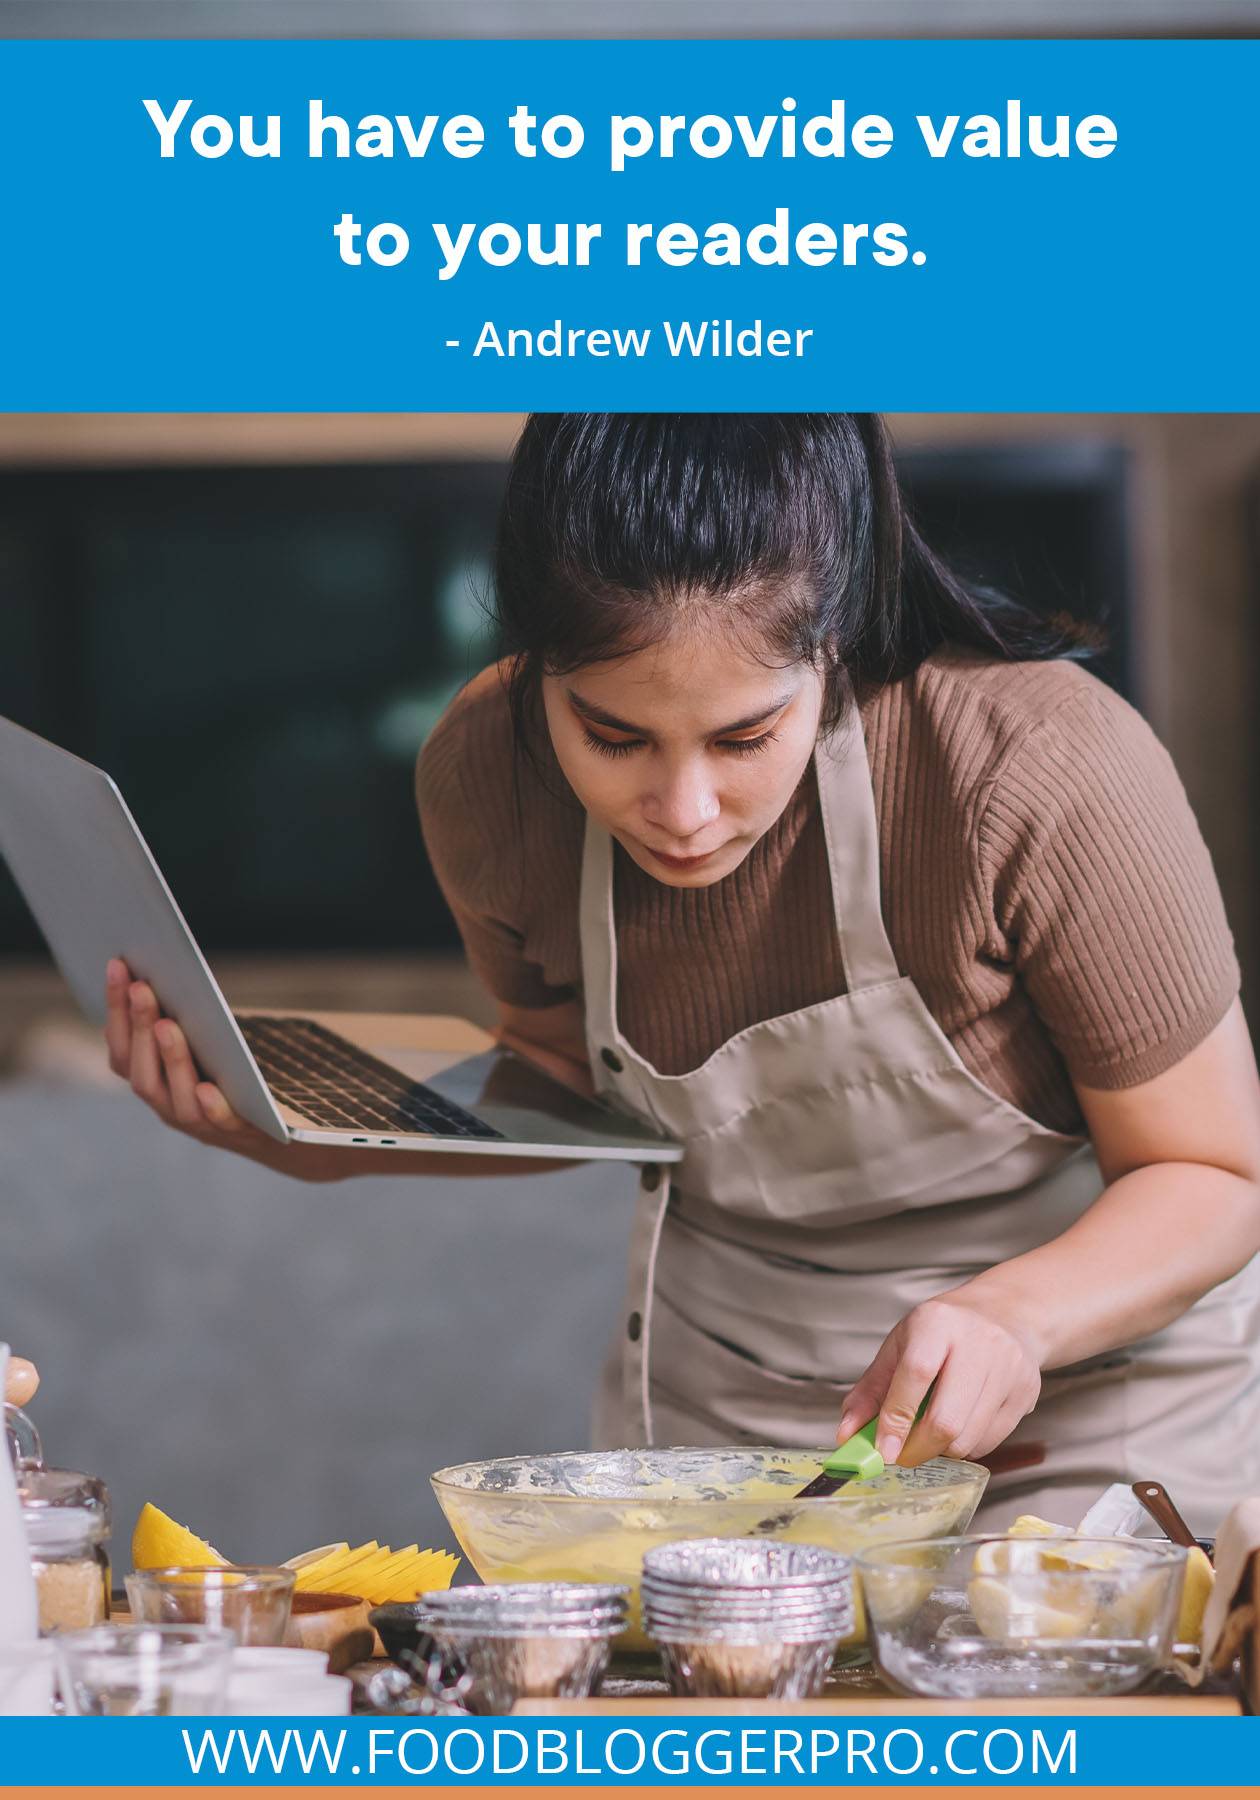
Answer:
[
  {"left": 753, "top": 1386, "right": 938, "bottom": 1533},
  {"left": 793, "top": 1382, "right": 939, "bottom": 1500},
  {"left": 752, "top": 1414, "right": 889, "bottom": 1534},
  {"left": 793, "top": 1416, "right": 885, "bottom": 1498}
]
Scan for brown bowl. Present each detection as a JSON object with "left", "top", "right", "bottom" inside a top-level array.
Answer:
[{"left": 284, "top": 1591, "right": 375, "bottom": 1671}]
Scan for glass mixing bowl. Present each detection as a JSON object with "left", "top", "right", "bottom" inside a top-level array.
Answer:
[
  {"left": 431, "top": 1447, "right": 988, "bottom": 1652},
  {"left": 857, "top": 1535, "right": 1187, "bottom": 1699}
]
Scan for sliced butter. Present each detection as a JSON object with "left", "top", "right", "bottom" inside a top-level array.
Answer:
[
  {"left": 1009, "top": 1514, "right": 1072, "bottom": 1539},
  {"left": 1176, "top": 1545, "right": 1214, "bottom": 1646}
]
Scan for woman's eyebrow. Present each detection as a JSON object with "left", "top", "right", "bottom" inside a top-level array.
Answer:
[{"left": 566, "top": 688, "right": 795, "bottom": 736}]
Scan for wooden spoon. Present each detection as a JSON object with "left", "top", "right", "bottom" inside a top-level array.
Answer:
[{"left": 1131, "top": 1479, "right": 1198, "bottom": 1548}]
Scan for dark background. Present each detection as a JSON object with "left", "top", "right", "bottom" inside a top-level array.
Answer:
[{"left": 0, "top": 442, "right": 1131, "bottom": 957}]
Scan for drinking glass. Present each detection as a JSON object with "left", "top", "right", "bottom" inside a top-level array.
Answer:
[
  {"left": 126, "top": 1566, "right": 295, "bottom": 1646},
  {"left": 54, "top": 1624, "right": 232, "bottom": 1715}
]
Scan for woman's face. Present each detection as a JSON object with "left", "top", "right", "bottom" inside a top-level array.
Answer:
[{"left": 542, "top": 622, "right": 825, "bottom": 888}]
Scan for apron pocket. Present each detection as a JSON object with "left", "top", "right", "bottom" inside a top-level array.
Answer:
[
  {"left": 654, "top": 1212, "right": 941, "bottom": 1384},
  {"left": 649, "top": 1291, "right": 851, "bottom": 1447}
]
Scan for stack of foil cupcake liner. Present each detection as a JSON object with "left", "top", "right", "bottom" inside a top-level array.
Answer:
[
  {"left": 408, "top": 1582, "right": 630, "bottom": 1714},
  {"left": 640, "top": 1538, "right": 856, "bottom": 1700}
]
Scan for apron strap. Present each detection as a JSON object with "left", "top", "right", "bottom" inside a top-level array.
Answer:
[
  {"left": 579, "top": 815, "right": 618, "bottom": 1034},
  {"left": 621, "top": 1164, "right": 672, "bottom": 1446},
  {"left": 580, "top": 817, "right": 669, "bottom": 1446},
  {"left": 815, "top": 707, "right": 902, "bottom": 992},
  {"left": 580, "top": 813, "right": 648, "bottom": 1109}
]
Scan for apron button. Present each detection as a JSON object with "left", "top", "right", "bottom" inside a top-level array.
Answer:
[
  {"left": 601, "top": 1047, "right": 624, "bottom": 1073},
  {"left": 641, "top": 1164, "right": 661, "bottom": 1192},
  {"left": 627, "top": 1310, "right": 643, "bottom": 1342}
]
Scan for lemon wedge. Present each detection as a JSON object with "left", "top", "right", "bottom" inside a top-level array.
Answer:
[{"left": 131, "top": 1502, "right": 227, "bottom": 1571}]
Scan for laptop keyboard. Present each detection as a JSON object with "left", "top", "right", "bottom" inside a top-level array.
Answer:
[{"left": 236, "top": 1015, "right": 505, "bottom": 1141}]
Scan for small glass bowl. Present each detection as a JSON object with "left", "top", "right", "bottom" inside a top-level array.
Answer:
[
  {"left": 54, "top": 1624, "right": 233, "bottom": 1716},
  {"left": 125, "top": 1566, "right": 295, "bottom": 1647},
  {"left": 856, "top": 1535, "right": 1187, "bottom": 1699}
]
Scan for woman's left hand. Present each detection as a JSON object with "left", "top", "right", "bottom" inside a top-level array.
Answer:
[
  {"left": 835, "top": 1292, "right": 1042, "bottom": 1467},
  {"left": 3, "top": 1357, "right": 40, "bottom": 1407}
]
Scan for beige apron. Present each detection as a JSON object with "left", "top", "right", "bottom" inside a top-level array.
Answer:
[{"left": 580, "top": 709, "right": 1260, "bottom": 1535}]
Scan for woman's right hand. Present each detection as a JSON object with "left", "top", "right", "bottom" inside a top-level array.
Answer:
[
  {"left": 101, "top": 959, "right": 559, "bottom": 1182},
  {"left": 103, "top": 958, "right": 294, "bottom": 1169}
]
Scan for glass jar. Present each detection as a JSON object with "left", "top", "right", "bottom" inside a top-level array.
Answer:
[{"left": 18, "top": 1467, "right": 111, "bottom": 1635}]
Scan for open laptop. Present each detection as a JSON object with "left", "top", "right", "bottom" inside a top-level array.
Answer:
[{"left": 0, "top": 714, "right": 682, "bottom": 1164}]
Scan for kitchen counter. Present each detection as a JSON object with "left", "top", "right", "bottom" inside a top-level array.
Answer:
[
  {"left": 514, "top": 1684, "right": 1238, "bottom": 1713},
  {"left": 516, "top": 1694, "right": 1240, "bottom": 1715},
  {"left": 511, "top": 1653, "right": 1243, "bottom": 1715}
]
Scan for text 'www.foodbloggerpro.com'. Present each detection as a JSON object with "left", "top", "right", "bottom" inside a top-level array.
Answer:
[{"left": 180, "top": 1719, "right": 1079, "bottom": 1783}]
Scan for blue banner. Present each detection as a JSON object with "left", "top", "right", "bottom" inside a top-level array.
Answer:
[
  {"left": 1, "top": 38, "right": 1258, "bottom": 410},
  {"left": 0, "top": 1714, "right": 1256, "bottom": 1787}
]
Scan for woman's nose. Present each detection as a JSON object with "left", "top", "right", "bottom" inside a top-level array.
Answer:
[{"left": 641, "top": 766, "right": 720, "bottom": 841}]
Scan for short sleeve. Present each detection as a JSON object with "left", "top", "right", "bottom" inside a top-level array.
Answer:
[
  {"left": 980, "top": 682, "right": 1239, "bottom": 1089},
  {"left": 415, "top": 690, "right": 577, "bottom": 1011}
]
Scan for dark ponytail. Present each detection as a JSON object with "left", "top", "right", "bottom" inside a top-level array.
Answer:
[{"left": 492, "top": 413, "right": 1095, "bottom": 741}]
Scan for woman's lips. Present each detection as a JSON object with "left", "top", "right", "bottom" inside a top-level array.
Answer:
[{"left": 644, "top": 844, "right": 721, "bottom": 871}]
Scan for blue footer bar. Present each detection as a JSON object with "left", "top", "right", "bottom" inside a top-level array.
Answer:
[{"left": 0, "top": 1714, "right": 1256, "bottom": 1787}]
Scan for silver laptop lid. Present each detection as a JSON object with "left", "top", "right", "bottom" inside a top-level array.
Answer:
[{"left": 0, "top": 714, "right": 287, "bottom": 1138}]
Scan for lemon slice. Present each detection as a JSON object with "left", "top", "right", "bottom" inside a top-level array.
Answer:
[
  {"left": 389, "top": 1549, "right": 459, "bottom": 1601},
  {"left": 282, "top": 1543, "right": 350, "bottom": 1572},
  {"left": 131, "top": 1502, "right": 227, "bottom": 1571},
  {"left": 288, "top": 1539, "right": 460, "bottom": 1601}
]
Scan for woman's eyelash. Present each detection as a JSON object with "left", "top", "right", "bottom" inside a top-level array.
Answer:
[
  {"left": 583, "top": 729, "right": 640, "bottom": 759},
  {"left": 581, "top": 729, "right": 780, "bottom": 758},
  {"left": 723, "top": 731, "right": 779, "bottom": 757}
]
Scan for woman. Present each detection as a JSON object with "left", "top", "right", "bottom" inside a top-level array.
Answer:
[{"left": 107, "top": 415, "right": 1260, "bottom": 1531}]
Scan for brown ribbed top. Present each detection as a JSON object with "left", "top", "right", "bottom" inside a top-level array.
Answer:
[{"left": 416, "top": 649, "right": 1239, "bottom": 1133}]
